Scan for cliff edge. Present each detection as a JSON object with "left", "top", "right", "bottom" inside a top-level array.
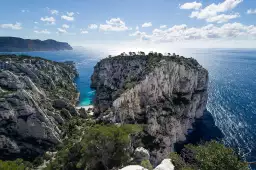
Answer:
[
  {"left": 0, "top": 55, "right": 78, "bottom": 160},
  {"left": 91, "top": 52, "right": 208, "bottom": 164}
]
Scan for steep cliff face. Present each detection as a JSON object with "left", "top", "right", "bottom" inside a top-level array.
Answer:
[
  {"left": 91, "top": 54, "right": 208, "bottom": 164},
  {"left": 0, "top": 37, "right": 73, "bottom": 52},
  {"left": 0, "top": 55, "right": 78, "bottom": 160}
]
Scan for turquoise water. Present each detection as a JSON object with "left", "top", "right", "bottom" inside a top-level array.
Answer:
[
  {"left": 0, "top": 48, "right": 100, "bottom": 106},
  {"left": 1, "top": 48, "right": 256, "bottom": 168}
]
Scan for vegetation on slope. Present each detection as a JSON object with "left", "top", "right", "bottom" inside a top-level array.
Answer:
[
  {"left": 0, "top": 119, "right": 249, "bottom": 170},
  {"left": 0, "top": 159, "right": 32, "bottom": 170},
  {"left": 170, "top": 141, "right": 249, "bottom": 170},
  {"left": 44, "top": 118, "right": 142, "bottom": 170}
]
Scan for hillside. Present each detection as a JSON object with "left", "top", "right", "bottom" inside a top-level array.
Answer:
[
  {"left": 0, "top": 37, "right": 72, "bottom": 52},
  {"left": 0, "top": 54, "right": 78, "bottom": 160}
]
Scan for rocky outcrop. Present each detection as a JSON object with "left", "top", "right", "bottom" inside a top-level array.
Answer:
[
  {"left": 120, "top": 165, "right": 147, "bottom": 170},
  {"left": 91, "top": 53, "right": 208, "bottom": 165},
  {"left": 0, "top": 55, "right": 78, "bottom": 160},
  {"left": 154, "top": 159, "right": 175, "bottom": 170},
  {"left": 134, "top": 147, "right": 150, "bottom": 162},
  {"left": 120, "top": 159, "right": 175, "bottom": 170},
  {"left": 0, "top": 37, "right": 73, "bottom": 52}
]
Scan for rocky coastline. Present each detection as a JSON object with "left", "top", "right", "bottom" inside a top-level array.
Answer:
[
  {"left": 0, "top": 54, "right": 79, "bottom": 160},
  {"left": 0, "top": 53, "right": 248, "bottom": 170}
]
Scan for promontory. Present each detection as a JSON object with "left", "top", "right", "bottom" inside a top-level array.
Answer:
[{"left": 0, "top": 37, "right": 72, "bottom": 52}]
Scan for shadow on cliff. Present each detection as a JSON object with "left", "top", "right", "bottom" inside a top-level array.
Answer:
[{"left": 175, "top": 110, "right": 224, "bottom": 153}]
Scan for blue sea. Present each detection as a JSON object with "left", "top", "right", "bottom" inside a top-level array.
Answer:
[{"left": 1, "top": 48, "right": 256, "bottom": 169}]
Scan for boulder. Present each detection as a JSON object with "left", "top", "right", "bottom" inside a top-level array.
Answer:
[
  {"left": 53, "top": 99, "right": 68, "bottom": 109},
  {"left": 154, "top": 159, "right": 175, "bottom": 170},
  {"left": 120, "top": 165, "right": 147, "bottom": 170},
  {"left": 134, "top": 147, "right": 150, "bottom": 162}
]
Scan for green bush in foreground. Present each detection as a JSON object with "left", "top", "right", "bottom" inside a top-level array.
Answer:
[
  {"left": 170, "top": 141, "right": 249, "bottom": 170},
  {"left": 140, "top": 159, "right": 153, "bottom": 170},
  {"left": 0, "top": 159, "right": 32, "bottom": 170},
  {"left": 46, "top": 123, "right": 142, "bottom": 170}
]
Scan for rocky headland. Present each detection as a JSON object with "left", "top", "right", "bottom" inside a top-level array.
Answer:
[
  {"left": 91, "top": 52, "right": 209, "bottom": 165},
  {"left": 0, "top": 37, "right": 73, "bottom": 52},
  {"left": 0, "top": 54, "right": 78, "bottom": 160},
  {"left": 0, "top": 53, "right": 248, "bottom": 170}
]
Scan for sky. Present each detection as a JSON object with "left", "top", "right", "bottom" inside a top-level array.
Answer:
[{"left": 0, "top": 0, "right": 256, "bottom": 51}]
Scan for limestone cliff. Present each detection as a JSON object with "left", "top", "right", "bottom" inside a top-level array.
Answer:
[
  {"left": 0, "top": 55, "right": 78, "bottom": 160},
  {"left": 91, "top": 53, "right": 208, "bottom": 164}
]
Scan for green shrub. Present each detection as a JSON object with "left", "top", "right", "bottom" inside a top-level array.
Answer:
[
  {"left": 140, "top": 160, "right": 153, "bottom": 170},
  {"left": 170, "top": 152, "right": 187, "bottom": 170},
  {"left": 77, "top": 124, "right": 142, "bottom": 169},
  {"left": 186, "top": 141, "right": 249, "bottom": 170},
  {"left": 43, "top": 152, "right": 52, "bottom": 161},
  {"left": 46, "top": 123, "right": 142, "bottom": 170},
  {"left": 0, "top": 159, "right": 32, "bottom": 170},
  {"left": 170, "top": 141, "right": 249, "bottom": 170},
  {"left": 33, "top": 156, "right": 44, "bottom": 167}
]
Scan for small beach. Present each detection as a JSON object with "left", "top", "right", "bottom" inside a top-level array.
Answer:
[
  {"left": 76, "top": 105, "right": 94, "bottom": 110},
  {"left": 76, "top": 105, "right": 94, "bottom": 115}
]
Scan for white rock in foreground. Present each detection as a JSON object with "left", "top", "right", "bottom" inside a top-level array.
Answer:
[
  {"left": 120, "top": 159, "right": 175, "bottom": 170},
  {"left": 134, "top": 147, "right": 150, "bottom": 161},
  {"left": 154, "top": 159, "right": 175, "bottom": 170},
  {"left": 120, "top": 165, "right": 148, "bottom": 170}
]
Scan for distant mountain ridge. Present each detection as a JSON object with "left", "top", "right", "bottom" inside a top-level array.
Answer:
[{"left": 0, "top": 37, "right": 73, "bottom": 52}]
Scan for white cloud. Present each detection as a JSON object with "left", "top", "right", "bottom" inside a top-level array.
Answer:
[
  {"left": 129, "top": 31, "right": 151, "bottom": 41},
  {"left": 130, "top": 22, "right": 256, "bottom": 43},
  {"left": 62, "top": 24, "right": 70, "bottom": 29},
  {"left": 0, "top": 22, "right": 22, "bottom": 30},
  {"left": 160, "top": 25, "right": 167, "bottom": 29},
  {"left": 61, "top": 15, "right": 74, "bottom": 21},
  {"left": 88, "top": 24, "right": 98, "bottom": 29},
  {"left": 50, "top": 9, "right": 59, "bottom": 15},
  {"left": 136, "top": 26, "right": 139, "bottom": 30},
  {"left": 99, "top": 18, "right": 129, "bottom": 31},
  {"left": 142, "top": 22, "right": 152, "bottom": 27},
  {"left": 41, "top": 16, "right": 55, "bottom": 24},
  {"left": 206, "top": 13, "right": 240, "bottom": 23},
  {"left": 247, "top": 9, "right": 256, "bottom": 14},
  {"left": 34, "top": 29, "right": 51, "bottom": 34},
  {"left": 67, "top": 12, "right": 74, "bottom": 16},
  {"left": 34, "top": 22, "right": 38, "bottom": 24},
  {"left": 80, "top": 29, "right": 89, "bottom": 34},
  {"left": 189, "top": 0, "right": 243, "bottom": 23},
  {"left": 57, "top": 28, "right": 67, "bottom": 33},
  {"left": 21, "top": 9, "right": 29, "bottom": 13},
  {"left": 180, "top": 1, "right": 202, "bottom": 10}
]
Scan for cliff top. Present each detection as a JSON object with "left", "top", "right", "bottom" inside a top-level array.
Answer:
[
  {"left": 91, "top": 52, "right": 208, "bottom": 113},
  {"left": 99, "top": 52, "right": 202, "bottom": 71},
  {"left": 0, "top": 54, "right": 76, "bottom": 69}
]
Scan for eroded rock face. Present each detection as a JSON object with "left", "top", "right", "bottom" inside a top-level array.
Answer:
[
  {"left": 91, "top": 54, "right": 208, "bottom": 165},
  {"left": 0, "top": 55, "right": 78, "bottom": 160}
]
